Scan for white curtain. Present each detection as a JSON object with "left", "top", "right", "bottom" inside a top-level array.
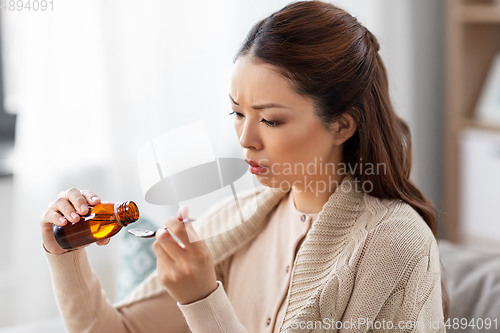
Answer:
[
  {"left": 0, "top": 0, "right": 443, "bottom": 327},
  {"left": 1, "top": 1, "right": 116, "bottom": 325}
]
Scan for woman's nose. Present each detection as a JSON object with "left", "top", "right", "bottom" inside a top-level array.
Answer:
[{"left": 238, "top": 119, "right": 262, "bottom": 150}]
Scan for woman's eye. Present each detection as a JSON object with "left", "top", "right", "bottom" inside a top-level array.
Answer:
[
  {"left": 229, "top": 111, "right": 280, "bottom": 127},
  {"left": 228, "top": 111, "right": 244, "bottom": 119},
  {"left": 261, "top": 118, "right": 280, "bottom": 127}
]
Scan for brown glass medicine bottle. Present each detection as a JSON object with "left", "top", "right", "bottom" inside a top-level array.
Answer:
[{"left": 53, "top": 201, "right": 139, "bottom": 250}]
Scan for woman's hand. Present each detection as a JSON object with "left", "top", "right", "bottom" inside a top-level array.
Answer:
[
  {"left": 40, "top": 188, "right": 108, "bottom": 255},
  {"left": 153, "top": 206, "right": 218, "bottom": 305}
]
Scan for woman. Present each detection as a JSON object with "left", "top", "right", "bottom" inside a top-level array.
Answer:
[{"left": 41, "top": 1, "right": 448, "bottom": 332}]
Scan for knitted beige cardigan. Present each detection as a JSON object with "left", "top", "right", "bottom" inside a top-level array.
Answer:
[{"left": 116, "top": 175, "right": 445, "bottom": 332}]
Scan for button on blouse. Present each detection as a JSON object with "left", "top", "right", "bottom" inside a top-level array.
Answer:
[{"left": 222, "top": 190, "right": 318, "bottom": 333}]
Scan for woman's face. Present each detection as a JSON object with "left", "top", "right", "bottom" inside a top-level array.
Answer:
[{"left": 230, "top": 55, "right": 343, "bottom": 191}]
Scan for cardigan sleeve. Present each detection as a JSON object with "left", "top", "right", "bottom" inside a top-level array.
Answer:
[
  {"left": 176, "top": 280, "right": 248, "bottom": 333},
  {"left": 373, "top": 238, "right": 445, "bottom": 333},
  {"left": 337, "top": 224, "right": 446, "bottom": 333},
  {"left": 44, "top": 243, "right": 250, "bottom": 333},
  {"left": 44, "top": 244, "right": 192, "bottom": 333}
]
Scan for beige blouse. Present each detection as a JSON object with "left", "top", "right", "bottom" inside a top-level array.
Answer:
[{"left": 220, "top": 190, "right": 318, "bottom": 332}]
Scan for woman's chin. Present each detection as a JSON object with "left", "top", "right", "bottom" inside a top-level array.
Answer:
[{"left": 254, "top": 175, "right": 292, "bottom": 192}]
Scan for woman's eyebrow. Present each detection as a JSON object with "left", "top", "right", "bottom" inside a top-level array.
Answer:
[{"left": 229, "top": 94, "right": 289, "bottom": 110}]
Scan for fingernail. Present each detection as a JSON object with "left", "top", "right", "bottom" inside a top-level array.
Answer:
[
  {"left": 71, "top": 212, "right": 79, "bottom": 220},
  {"left": 91, "top": 196, "right": 100, "bottom": 202},
  {"left": 59, "top": 217, "right": 66, "bottom": 224},
  {"left": 80, "top": 204, "right": 88, "bottom": 214}
]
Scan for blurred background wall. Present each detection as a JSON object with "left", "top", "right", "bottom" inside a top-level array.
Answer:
[{"left": 0, "top": 0, "right": 445, "bottom": 328}]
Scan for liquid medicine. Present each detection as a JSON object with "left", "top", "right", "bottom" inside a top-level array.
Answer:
[{"left": 53, "top": 201, "right": 139, "bottom": 250}]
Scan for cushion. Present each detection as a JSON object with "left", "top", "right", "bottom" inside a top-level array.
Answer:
[
  {"left": 115, "top": 218, "right": 158, "bottom": 302},
  {"left": 438, "top": 239, "right": 500, "bottom": 328}
]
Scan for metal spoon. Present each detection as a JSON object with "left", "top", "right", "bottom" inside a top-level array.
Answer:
[{"left": 128, "top": 218, "right": 195, "bottom": 249}]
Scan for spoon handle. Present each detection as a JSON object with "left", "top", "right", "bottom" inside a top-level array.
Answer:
[
  {"left": 165, "top": 228, "right": 185, "bottom": 249},
  {"left": 165, "top": 218, "right": 195, "bottom": 248}
]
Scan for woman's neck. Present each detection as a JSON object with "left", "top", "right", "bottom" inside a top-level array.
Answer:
[{"left": 291, "top": 174, "right": 345, "bottom": 214}]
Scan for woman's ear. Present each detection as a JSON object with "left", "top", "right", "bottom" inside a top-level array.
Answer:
[{"left": 330, "top": 113, "right": 357, "bottom": 145}]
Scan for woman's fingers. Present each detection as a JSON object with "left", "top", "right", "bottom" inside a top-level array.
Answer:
[
  {"left": 154, "top": 216, "right": 191, "bottom": 273},
  {"left": 47, "top": 189, "right": 100, "bottom": 225},
  {"left": 64, "top": 188, "right": 90, "bottom": 215},
  {"left": 41, "top": 208, "right": 66, "bottom": 227},
  {"left": 49, "top": 197, "right": 80, "bottom": 223},
  {"left": 185, "top": 220, "right": 201, "bottom": 244},
  {"left": 166, "top": 215, "right": 192, "bottom": 248},
  {"left": 96, "top": 238, "right": 110, "bottom": 246},
  {"left": 48, "top": 188, "right": 86, "bottom": 223},
  {"left": 153, "top": 233, "right": 176, "bottom": 264},
  {"left": 40, "top": 187, "right": 105, "bottom": 255},
  {"left": 81, "top": 189, "right": 101, "bottom": 208},
  {"left": 154, "top": 214, "right": 217, "bottom": 304},
  {"left": 176, "top": 206, "right": 199, "bottom": 244},
  {"left": 155, "top": 227, "right": 185, "bottom": 259},
  {"left": 177, "top": 205, "right": 189, "bottom": 221}
]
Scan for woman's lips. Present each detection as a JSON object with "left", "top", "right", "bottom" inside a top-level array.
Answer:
[
  {"left": 248, "top": 165, "right": 268, "bottom": 175},
  {"left": 245, "top": 159, "right": 268, "bottom": 175}
]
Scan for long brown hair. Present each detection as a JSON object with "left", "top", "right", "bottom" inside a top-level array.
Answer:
[{"left": 235, "top": 0, "right": 449, "bottom": 319}]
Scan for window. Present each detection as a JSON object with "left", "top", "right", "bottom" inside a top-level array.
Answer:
[{"left": 0, "top": 15, "right": 16, "bottom": 177}]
